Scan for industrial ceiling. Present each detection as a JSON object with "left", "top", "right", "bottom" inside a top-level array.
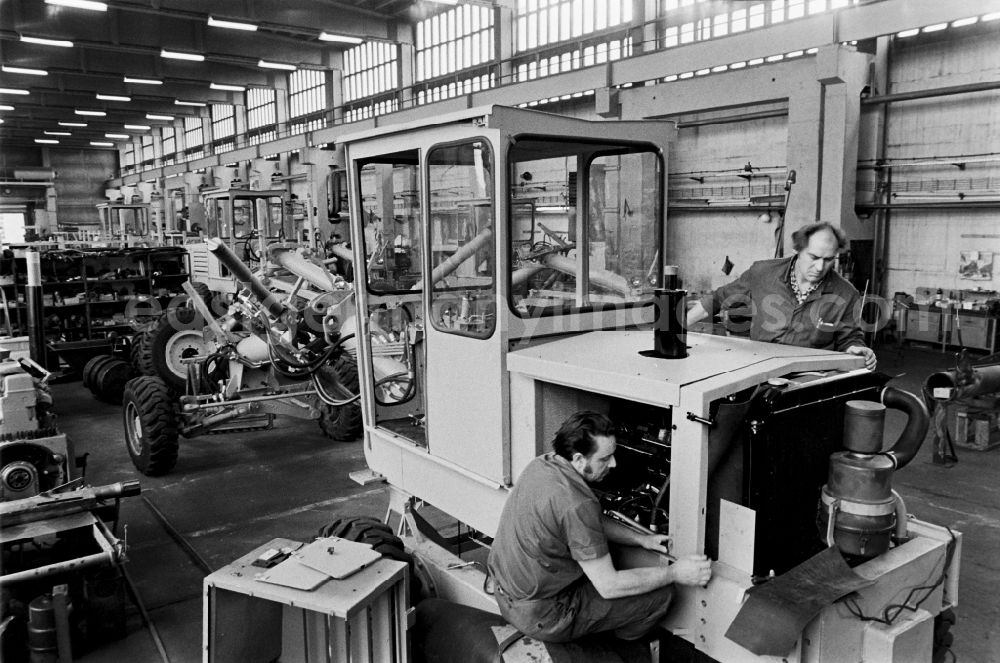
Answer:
[{"left": 0, "top": 0, "right": 463, "bottom": 151}]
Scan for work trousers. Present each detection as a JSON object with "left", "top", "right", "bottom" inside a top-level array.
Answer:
[{"left": 495, "top": 579, "right": 674, "bottom": 643}]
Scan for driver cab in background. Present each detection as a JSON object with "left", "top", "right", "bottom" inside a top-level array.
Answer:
[{"left": 188, "top": 189, "right": 291, "bottom": 297}]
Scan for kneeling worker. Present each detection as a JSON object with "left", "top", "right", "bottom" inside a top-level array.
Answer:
[{"left": 488, "top": 411, "right": 712, "bottom": 643}]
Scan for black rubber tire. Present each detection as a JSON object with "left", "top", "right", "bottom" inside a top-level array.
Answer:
[
  {"left": 317, "top": 356, "right": 363, "bottom": 441},
  {"left": 143, "top": 307, "right": 210, "bottom": 393},
  {"left": 131, "top": 327, "right": 156, "bottom": 377},
  {"left": 122, "top": 376, "right": 179, "bottom": 476},
  {"left": 83, "top": 354, "right": 115, "bottom": 391},
  {"left": 186, "top": 281, "right": 213, "bottom": 313},
  {"left": 92, "top": 357, "right": 133, "bottom": 404}
]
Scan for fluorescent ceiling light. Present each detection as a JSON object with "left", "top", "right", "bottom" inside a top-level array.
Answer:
[
  {"left": 2, "top": 65, "right": 48, "bottom": 76},
  {"left": 75, "top": 109, "right": 106, "bottom": 116},
  {"left": 44, "top": 130, "right": 71, "bottom": 135},
  {"left": 0, "top": 105, "right": 14, "bottom": 111},
  {"left": 124, "top": 124, "right": 150, "bottom": 130},
  {"left": 146, "top": 113, "right": 174, "bottom": 120},
  {"left": 105, "top": 133, "right": 130, "bottom": 139},
  {"left": 984, "top": 12, "right": 1000, "bottom": 22},
  {"left": 96, "top": 93, "right": 131, "bottom": 101},
  {"left": 21, "top": 35, "right": 74, "bottom": 48},
  {"left": 90, "top": 141, "right": 114, "bottom": 146},
  {"left": 175, "top": 100, "right": 206, "bottom": 107},
  {"left": 161, "top": 49, "right": 205, "bottom": 62},
  {"left": 896, "top": 28, "right": 919, "bottom": 37},
  {"left": 922, "top": 23, "right": 948, "bottom": 33},
  {"left": 951, "top": 17, "right": 978, "bottom": 27},
  {"left": 257, "top": 59, "right": 296, "bottom": 71},
  {"left": 35, "top": 138, "right": 60, "bottom": 144},
  {"left": 0, "top": 119, "right": 3, "bottom": 124},
  {"left": 208, "top": 16, "right": 258, "bottom": 31},
  {"left": 124, "top": 76, "right": 162, "bottom": 85},
  {"left": 0, "top": 88, "right": 30, "bottom": 95},
  {"left": 319, "top": 32, "right": 363, "bottom": 44},
  {"left": 59, "top": 121, "right": 86, "bottom": 126},
  {"left": 211, "top": 82, "right": 246, "bottom": 92},
  {"left": 45, "top": 0, "right": 107, "bottom": 11}
]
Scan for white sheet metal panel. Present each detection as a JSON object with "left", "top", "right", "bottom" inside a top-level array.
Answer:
[{"left": 506, "top": 330, "right": 859, "bottom": 408}]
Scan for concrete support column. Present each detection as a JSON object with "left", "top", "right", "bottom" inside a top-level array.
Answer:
[
  {"left": 273, "top": 74, "right": 290, "bottom": 136},
  {"left": 327, "top": 68, "right": 344, "bottom": 126},
  {"left": 635, "top": 0, "right": 659, "bottom": 55},
  {"left": 496, "top": 4, "right": 514, "bottom": 87},
  {"left": 398, "top": 40, "right": 416, "bottom": 110},
  {"left": 784, "top": 45, "right": 871, "bottom": 254},
  {"left": 233, "top": 104, "right": 247, "bottom": 143}
]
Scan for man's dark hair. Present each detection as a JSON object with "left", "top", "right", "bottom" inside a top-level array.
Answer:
[
  {"left": 552, "top": 411, "right": 616, "bottom": 460},
  {"left": 791, "top": 222, "right": 847, "bottom": 252}
]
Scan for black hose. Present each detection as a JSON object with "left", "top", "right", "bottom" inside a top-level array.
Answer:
[{"left": 881, "top": 386, "right": 930, "bottom": 470}]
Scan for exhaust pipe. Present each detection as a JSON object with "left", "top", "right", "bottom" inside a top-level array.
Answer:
[
  {"left": 205, "top": 237, "right": 286, "bottom": 318},
  {"left": 880, "top": 386, "right": 930, "bottom": 470}
]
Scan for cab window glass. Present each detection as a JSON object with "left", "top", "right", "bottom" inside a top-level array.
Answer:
[
  {"left": 510, "top": 140, "right": 661, "bottom": 317},
  {"left": 427, "top": 140, "right": 495, "bottom": 339},
  {"left": 359, "top": 156, "right": 423, "bottom": 293}
]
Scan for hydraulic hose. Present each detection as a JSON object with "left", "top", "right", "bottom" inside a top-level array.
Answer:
[{"left": 880, "top": 386, "right": 930, "bottom": 470}]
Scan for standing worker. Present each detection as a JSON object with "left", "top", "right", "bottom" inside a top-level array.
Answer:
[
  {"left": 686, "top": 222, "right": 877, "bottom": 370},
  {"left": 488, "top": 411, "right": 712, "bottom": 644}
]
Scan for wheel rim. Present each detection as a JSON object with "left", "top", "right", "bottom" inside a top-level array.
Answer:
[
  {"left": 125, "top": 401, "right": 144, "bottom": 456},
  {"left": 164, "top": 330, "right": 211, "bottom": 380}
]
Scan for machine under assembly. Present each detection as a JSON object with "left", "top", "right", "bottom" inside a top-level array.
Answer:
[
  {"left": 0, "top": 351, "right": 139, "bottom": 663},
  {"left": 328, "top": 106, "right": 960, "bottom": 663}
]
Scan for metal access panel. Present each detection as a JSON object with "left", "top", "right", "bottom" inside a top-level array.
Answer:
[{"left": 204, "top": 538, "right": 409, "bottom": 663}]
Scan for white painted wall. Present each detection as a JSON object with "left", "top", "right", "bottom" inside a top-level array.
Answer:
[
  {"left": 879, "top": 26, "right": 1000, "bottom": 299},
  {"left": 667, "top": 115, "right": 788, "bottom": 295}
]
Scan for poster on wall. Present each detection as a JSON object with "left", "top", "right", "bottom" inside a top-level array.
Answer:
[{"left": 959, "top": 250, "right": 994, "bottom": 281}]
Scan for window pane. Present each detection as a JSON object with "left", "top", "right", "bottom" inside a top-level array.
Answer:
[
  {"left": 509, "top": 141, "right": 661, "bottom": 317},
  {"left": 359, "top": 160, "right": 423, "bottom": 293},
  {"left": 428, "top": 140, "right": 496, "bottom": 339}
]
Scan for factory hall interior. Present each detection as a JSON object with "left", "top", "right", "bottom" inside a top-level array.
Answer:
[{"left": 2, "top": 1, "right": 1000, "bottom": 662}]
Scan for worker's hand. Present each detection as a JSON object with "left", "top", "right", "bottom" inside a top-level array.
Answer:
[
  {"left": 846, "top": 345, "right": 877, "bottom": 371},
  {"left": 670, "top": 554, "right": 713, "bottom": 587},
  {"left": 639, "top": 533, "right": 671, "bottom": 555}
]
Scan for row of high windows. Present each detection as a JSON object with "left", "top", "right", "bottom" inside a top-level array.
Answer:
[{"left": 120, "top": 0, "right": 860, "bottom": 174}]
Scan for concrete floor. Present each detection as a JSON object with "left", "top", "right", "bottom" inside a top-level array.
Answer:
[{"left": 31, "top": 344, "right": 1000, "bottom": 663}]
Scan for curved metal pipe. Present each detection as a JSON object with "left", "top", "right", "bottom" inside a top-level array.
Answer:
[
  {"left": 925, "top": 364, "right": 1000, "bottom": 401},
  {"left": 880, "top": 386, "right": 929, "bottom": 471}
]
